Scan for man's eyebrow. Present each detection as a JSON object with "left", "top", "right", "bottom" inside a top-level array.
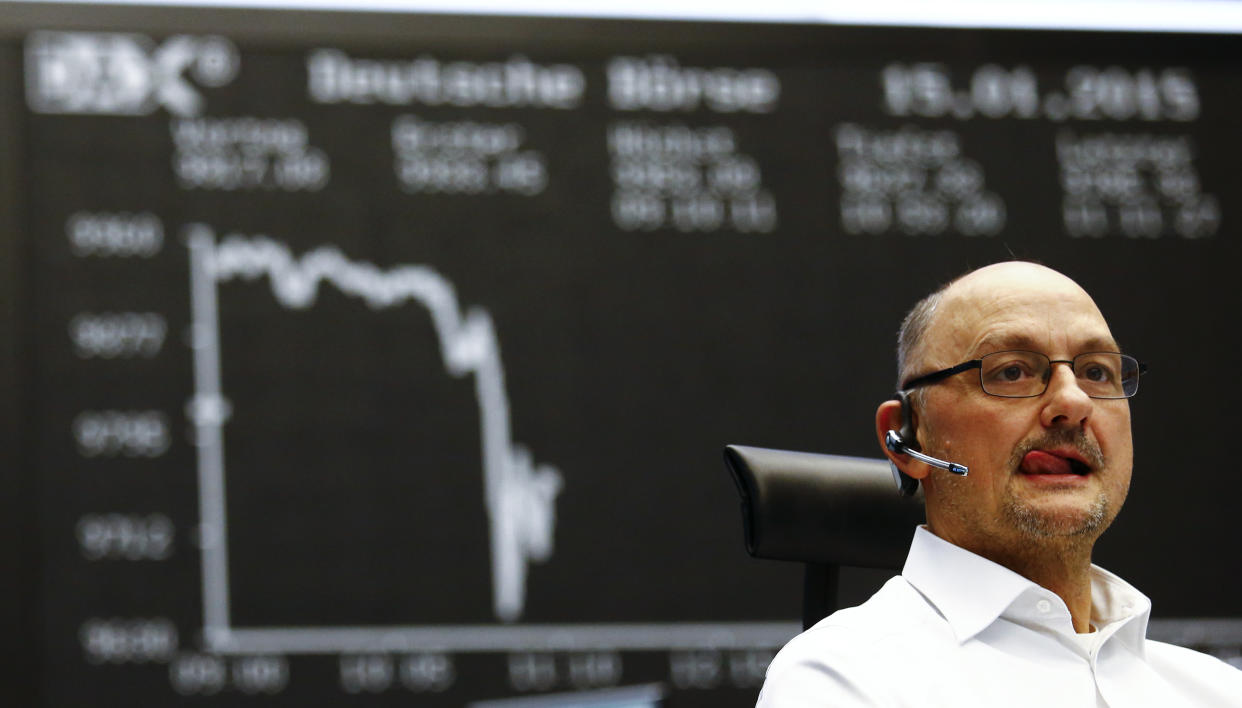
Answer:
[
  {"left": 1079, "top": 336, "right": 1122, "bottom": 352},
  {"left": 972, "top": 333, "right": 1120, "bottom": 356},
  {"left": 971, "top": 333, "right": 1039, "bottom": 355}
]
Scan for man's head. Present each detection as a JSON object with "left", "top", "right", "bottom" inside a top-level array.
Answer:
[{"left": 876, "top": 262, "right": 1134, "bottom": 561}]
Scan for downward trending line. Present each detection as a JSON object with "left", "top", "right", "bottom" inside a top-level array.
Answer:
[{"left": 186, "top": 225, "right": 562, "bottom": 626}]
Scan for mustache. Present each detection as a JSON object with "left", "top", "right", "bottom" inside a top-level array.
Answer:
[{"left": 1010, "top": 428, "right": 1106, "bottom": 470}]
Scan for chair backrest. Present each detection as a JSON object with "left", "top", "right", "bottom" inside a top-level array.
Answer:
[{"left": 723, "top": 445, "right": 926, "bottom": 627}]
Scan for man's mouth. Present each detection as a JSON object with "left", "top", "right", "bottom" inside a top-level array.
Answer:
[{"left": 1020, "top": 449, "right": 1092, "bottom": 476}]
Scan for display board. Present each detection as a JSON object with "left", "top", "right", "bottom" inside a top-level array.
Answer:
[{"left": 2, "top": 4, "right": 1240, "bottom": 706}]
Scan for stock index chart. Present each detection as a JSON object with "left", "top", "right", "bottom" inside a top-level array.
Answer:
[{"left": 2, "top": 4, "right": 1241, "bottom": 706}]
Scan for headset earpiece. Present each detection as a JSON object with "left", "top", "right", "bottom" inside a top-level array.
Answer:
[{"left": 890, "top": 391, "right": 921, "bottom": 496}]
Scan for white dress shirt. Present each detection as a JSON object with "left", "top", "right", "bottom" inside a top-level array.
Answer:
[{"left": 758, "top": 527, "right": 1242, "bottom": 707}]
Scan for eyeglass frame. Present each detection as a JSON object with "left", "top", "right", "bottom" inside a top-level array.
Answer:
[{"left": 899, "top": 349, "right": 1148, "bottom": 399}]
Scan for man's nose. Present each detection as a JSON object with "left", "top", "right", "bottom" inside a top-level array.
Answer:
[{"left": 1040, "top": 361, "right": 1092, "bottom": 428}]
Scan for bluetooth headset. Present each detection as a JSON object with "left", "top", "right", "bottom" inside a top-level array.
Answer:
[{"left": 884, "top": 390, "right": 968, "bottom": 496}]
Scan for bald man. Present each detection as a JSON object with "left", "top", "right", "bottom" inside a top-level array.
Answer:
[{"left": 758, "top": 263, "right": 1242, "bottom": 707}]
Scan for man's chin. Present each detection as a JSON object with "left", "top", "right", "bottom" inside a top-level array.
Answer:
[{"left": 1002, "top": 495, "right": 1113, "bottom": 539}]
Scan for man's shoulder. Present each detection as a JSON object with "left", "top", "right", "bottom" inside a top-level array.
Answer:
[
  {"left": 757, "top": 575, "right": 952, "bottom": 706},
  {"left": 764, "top": 577, "right": 947, "bottom": 674},
  {"left": 1144, "top": 638, "right": 1242, "bottom": 697}
]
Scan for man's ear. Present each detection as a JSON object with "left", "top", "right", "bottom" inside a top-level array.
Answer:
[{"left": 875, "top": 398, "right": 931, "bottom": 480}]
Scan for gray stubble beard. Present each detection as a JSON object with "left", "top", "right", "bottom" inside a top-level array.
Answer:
[{"left": 1001, "top": 488, "right": 1111, "bottom": 540}]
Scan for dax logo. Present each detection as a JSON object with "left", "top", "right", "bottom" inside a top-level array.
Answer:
[{"left": 25, "top": 31, "right": 240, "bottom": 117}]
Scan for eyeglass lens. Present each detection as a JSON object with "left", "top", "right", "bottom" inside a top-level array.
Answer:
[{"left": 978, "top": 350, "right": 1140, "bottom": 399}]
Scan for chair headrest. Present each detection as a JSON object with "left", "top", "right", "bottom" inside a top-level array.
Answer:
[{"left": 724, "top": 445, "right": 925, "bottom": 569}]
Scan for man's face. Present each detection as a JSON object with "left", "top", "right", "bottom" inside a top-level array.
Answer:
[{"left": 912, "top": 264, "right": 1134, "bottom": 555}]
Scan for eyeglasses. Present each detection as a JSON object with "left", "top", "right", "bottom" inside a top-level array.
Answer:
[{"left": 901, "top": 350, "right": 1147, "bottom": 399}]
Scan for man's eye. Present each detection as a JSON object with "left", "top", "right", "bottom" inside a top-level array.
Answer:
[
  {"left": 988, "top": 361, "right": 1034, "bottom": 382},
  {"left": 1000, "top": 365, "right": 1025, "bottom": 381},
  {"left": 1082, "top": 364, "right": 1113, "bottom": 382}
]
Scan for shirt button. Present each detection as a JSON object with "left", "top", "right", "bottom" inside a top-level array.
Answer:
[{"left": 1036, "top": 600, "right": 1053, "bottom": 613}]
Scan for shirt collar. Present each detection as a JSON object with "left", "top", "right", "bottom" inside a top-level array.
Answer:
[
  {"left": 1089, "top": 563, "right": 1152, "bottom": 655},
  {"left": 903, "top": 526, "right": 1034, "bottom": 643},
  {"left": 901, "top": 526, "right": 1152, "bottom": 650}
]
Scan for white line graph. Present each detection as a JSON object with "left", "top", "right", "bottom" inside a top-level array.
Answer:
[
  {"left": 183, "top": 222, "right": 805, "bottom": 655},
  {"left": 185, "top": 223, "right": 564, "bottom": 648}
]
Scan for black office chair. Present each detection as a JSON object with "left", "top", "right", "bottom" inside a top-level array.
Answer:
[{"left": 724, "top": 445, "right": 925, "bottom": 629}]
